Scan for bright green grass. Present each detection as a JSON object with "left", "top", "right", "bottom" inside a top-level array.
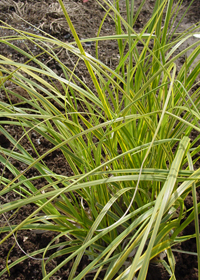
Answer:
[{"left": 0, "top": 0, "right": 200, "bottom": 279}]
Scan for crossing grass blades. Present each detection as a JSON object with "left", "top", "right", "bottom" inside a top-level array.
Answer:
[{"left": 0, "top": 0, "right": 200, "bottom": 279}]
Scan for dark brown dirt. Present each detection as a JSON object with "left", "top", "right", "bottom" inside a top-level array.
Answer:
[{"left": 0, "top": 0, "right": 200, "bottom": 279}]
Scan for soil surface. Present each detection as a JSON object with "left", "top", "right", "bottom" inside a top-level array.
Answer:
[{"left": 0, "top": 0, "right": 200, "bottom": 279}]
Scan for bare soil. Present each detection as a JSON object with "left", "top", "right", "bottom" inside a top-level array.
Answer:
[{"left": 0, "top": 0, "right": 200, "bottom": 279}]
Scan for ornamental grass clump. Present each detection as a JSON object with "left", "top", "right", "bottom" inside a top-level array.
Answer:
[{"left": 0, "top": 0, "right": 200, "bottom": 279}]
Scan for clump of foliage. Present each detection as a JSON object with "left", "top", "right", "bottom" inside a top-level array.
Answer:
[{"left": 0, "top": 0, "right": 200, "bottom": 279}]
